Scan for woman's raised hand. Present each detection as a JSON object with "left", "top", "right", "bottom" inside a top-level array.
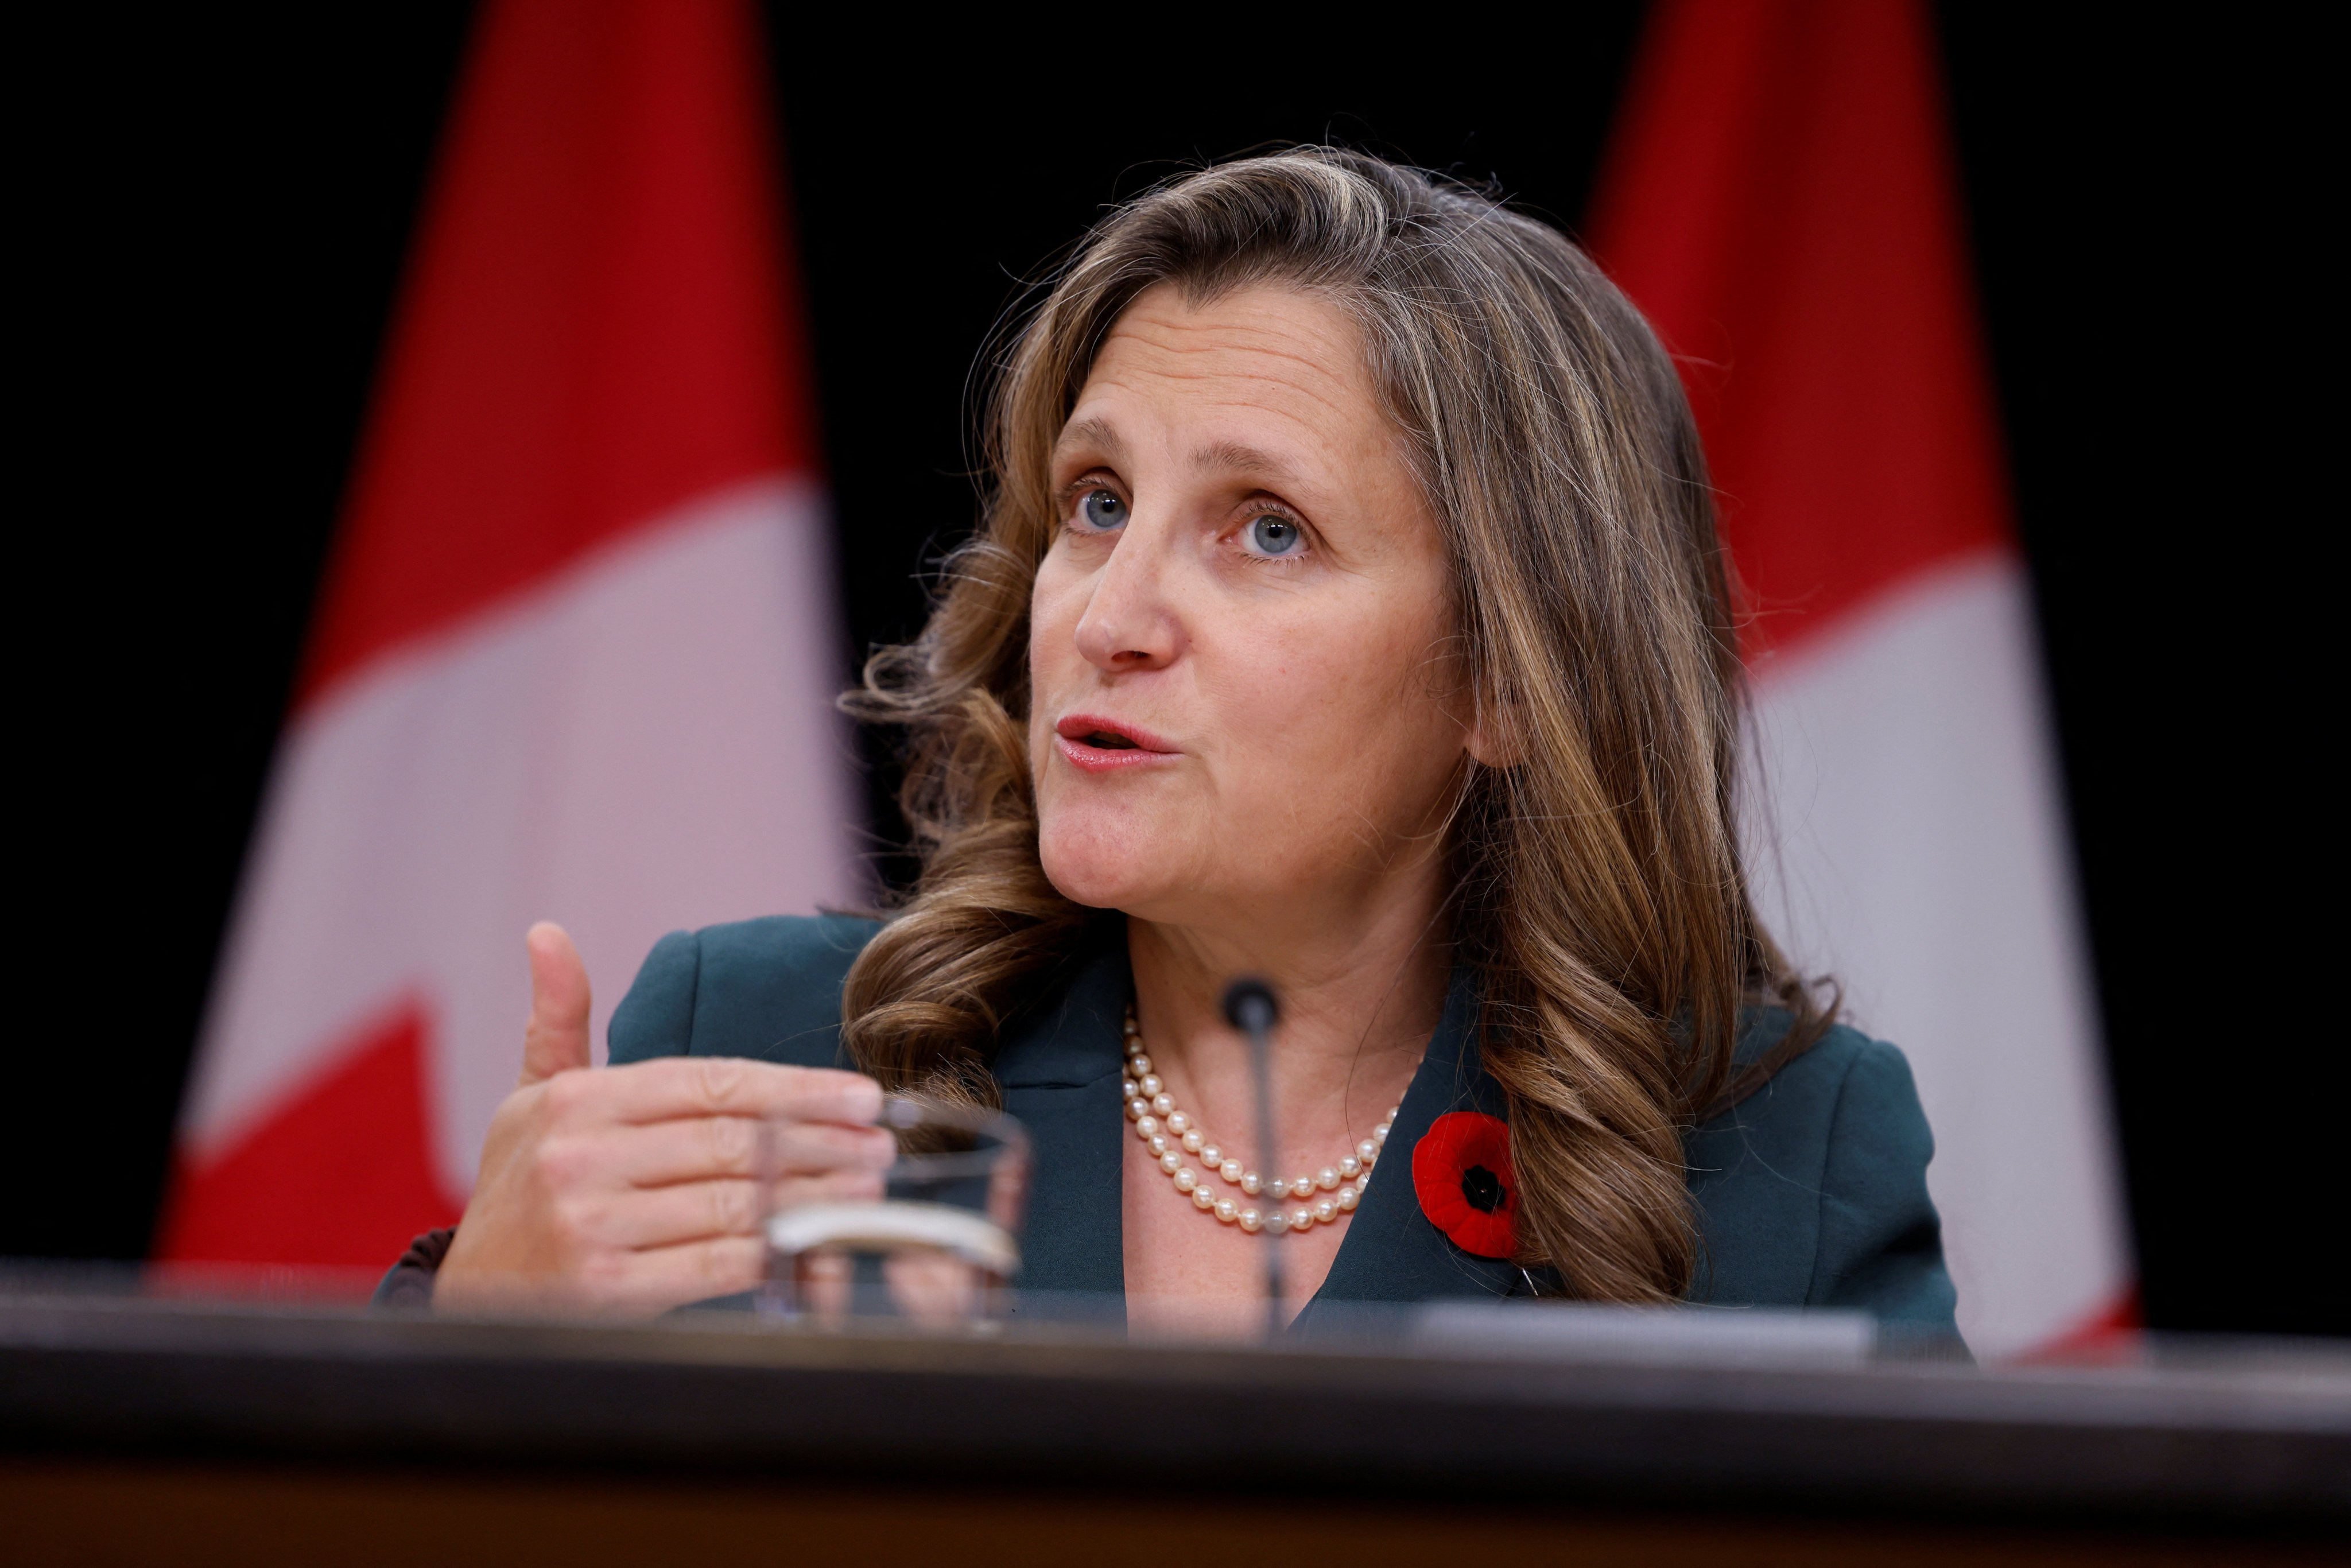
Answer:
[{"left": 432, "top": 922, "right": 891, "bottom": 1317}]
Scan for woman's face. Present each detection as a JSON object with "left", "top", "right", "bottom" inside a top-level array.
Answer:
[{"left": 1028, "top": 282, "right": 1475, "bottom": 934}]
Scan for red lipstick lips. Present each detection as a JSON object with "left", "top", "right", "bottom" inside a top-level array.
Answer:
[{"left": 1053, "top": 713, "right": 1178, "bottom": 773}]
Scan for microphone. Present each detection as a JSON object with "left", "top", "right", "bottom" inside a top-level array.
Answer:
[
  {"left": 1220, "top": 977, "right": 1278, "bottom": 1038},
  {"left": 1220, "top": 976, "right": 1284, "bottom": 1340}
]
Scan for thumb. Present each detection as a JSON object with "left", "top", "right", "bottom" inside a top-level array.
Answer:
[{"left": 520, "top": 921, "right": 592, "bottom": 1088}]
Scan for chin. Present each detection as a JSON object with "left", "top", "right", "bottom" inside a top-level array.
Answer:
[{"left": 1035, "top": 797, "right": 1182, "bottom": 912}]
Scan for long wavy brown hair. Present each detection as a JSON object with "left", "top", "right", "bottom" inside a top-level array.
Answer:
[{"left": 838, "top": 148, "right": 1825, "bottom": 1302}]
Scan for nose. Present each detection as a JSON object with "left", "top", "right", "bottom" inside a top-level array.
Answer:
[{"left": 1072, "top": 519, "right": 1182, "bottom": 674}]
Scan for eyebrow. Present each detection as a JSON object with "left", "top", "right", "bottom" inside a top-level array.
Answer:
[
  {"left": 1189, "top": 439, "right": 1304, "bottom": 487},
  {"left": 1054, "top": 416, "right": 1130, "bottom": 467}
]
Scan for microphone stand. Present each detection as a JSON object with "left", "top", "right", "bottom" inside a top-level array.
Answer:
[{"left": 1221, "top": 977, "right": 1283, "bottom": 1343}]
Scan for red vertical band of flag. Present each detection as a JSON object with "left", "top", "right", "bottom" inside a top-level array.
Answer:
[
  {"left": 300, "top": 0, "right": 817, "bottom": 705},
  {"left": 1588, "top": 0, "right": 2128, "bottom": 1354},
  {"left": 1589, "top": 0, "right": 2007, "bottom": 654}
]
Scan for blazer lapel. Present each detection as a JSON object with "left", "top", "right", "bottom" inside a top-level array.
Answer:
[
  {"left": 988, "top": 942, "right": 1522, "bottom": 1322},
  {"left": 1300, "top": 968, "right": 1522, "bottom": 1323},
  {"left": 992, "top": 933, "right": 1132, "bottom": 1308}
]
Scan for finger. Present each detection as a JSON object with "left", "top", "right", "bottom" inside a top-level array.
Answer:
[
  {"left": 579, "top": 1178, "right": 762, "bottom": 1249},
  {"left": 584, "top": 1170, "right": 888, "bottom": 1251},
  {"left": 595, "top": 1234, "right": 767, "bottom": 1311},
  {"left": 766, "top": 1121, "right": 899, "bottom": 1177},
  {"left": 602, "top": 1116, "right": 894, "bottom": 1189},
  {"left": 603, "top": 1056, "right": 884, "bottom": 1127},
  {"left": 521, "top": 922, "right": 592, "bottom": 1088},
  {"left": 767, "top": 1169, "right": 888, "bottom": 1210}
]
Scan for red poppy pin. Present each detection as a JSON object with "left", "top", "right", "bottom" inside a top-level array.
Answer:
[{"left": 1411, "top": 1111, "right": 1518, "bottom": 1259}]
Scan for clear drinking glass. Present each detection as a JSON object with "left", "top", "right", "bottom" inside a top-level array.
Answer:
[{"left": 757, "top": 1096, "right": 1030, "bottom": 1328}]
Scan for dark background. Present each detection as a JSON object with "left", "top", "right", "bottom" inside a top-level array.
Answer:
[{"left": 13, "top": 7, "right": 2334, "bottom": 1337}]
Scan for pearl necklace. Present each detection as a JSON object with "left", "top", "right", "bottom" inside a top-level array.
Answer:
[{"left": 1120, "top": 1006, "right": 1395, "bottom": 1236}]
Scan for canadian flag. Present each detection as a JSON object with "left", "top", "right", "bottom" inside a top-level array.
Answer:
[
  {"left": 1591, "top": 0, "right": 2131, "bottom": 1356},
  {"left": 158, "top": 0, "right": 858, "bottom": 1278}
]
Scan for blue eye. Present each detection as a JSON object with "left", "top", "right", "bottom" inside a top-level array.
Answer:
[
  {"left": 1246, "top": 514, "right": 1301, "bottom": 556},
  {"left": 1078, "top": 489, "right": 1127, "bottom": 531}
]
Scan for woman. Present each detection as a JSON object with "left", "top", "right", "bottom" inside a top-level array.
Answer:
[{"left": 404, "top": 148, "right": 1956, "bottom": 1339}]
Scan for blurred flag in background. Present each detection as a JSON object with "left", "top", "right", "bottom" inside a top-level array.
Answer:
[
  {"left": 160, "top": 0, "right": 856, "bottom": 1278},
  {"left": 1591, "top": 0, "right": 2131, "bottom": 1355}
]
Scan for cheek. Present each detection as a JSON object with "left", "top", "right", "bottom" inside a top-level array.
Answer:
[
  {"left": 1211, "top": 596, "right": 1461, "bottom": 804},
  {"left": 1026, "top": 559, "right": 1086, "bottom": 713}
]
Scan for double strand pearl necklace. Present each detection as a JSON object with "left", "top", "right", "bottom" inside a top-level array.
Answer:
[{"left": 1120, "top": 1005, "right": 1395, "bottom": 1236}]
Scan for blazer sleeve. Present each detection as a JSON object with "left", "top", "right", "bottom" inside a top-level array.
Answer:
[
  {"left": 606, "top": 914, "right": 879, "bottom": 1068},
  {"left": 1805, "top": 1038, "right": 1961, "bottom": 1338},
  {"left": 607, "top": 929, "right": 702, "bottom": 1064}
]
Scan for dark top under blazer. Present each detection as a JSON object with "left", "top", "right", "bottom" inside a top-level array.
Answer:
[{"left": 608, "top": 914, "right": 1960, "bottom": 1337}]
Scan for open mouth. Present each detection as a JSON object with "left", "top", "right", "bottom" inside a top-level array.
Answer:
[{"left": 1053, "top": 713, "right": 1176, "bottom": 763}]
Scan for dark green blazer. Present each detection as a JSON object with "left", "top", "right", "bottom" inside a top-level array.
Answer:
[{"left": 609, "top": 915, "right": 1960, "bottom": 1338}]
